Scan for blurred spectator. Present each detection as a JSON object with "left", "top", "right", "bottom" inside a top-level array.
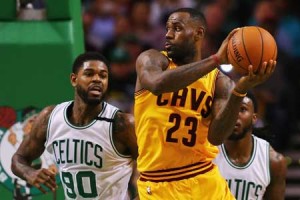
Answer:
[
  {"left": 129, "top": 1, "right": 165, "bottom": 50},
  {"left": 119, "top": 34, "right": 145, "bottom": 64},
  {"left": 103, "top": 33, "right": 146, "bottom": 71},
  {"left": 83, "top": 0, "right": 118, "bottom": 51},
  {"left": 106, "top": 47, "right": 136, "bottom": 113},
  {"left": 200, "top": 2, "right": 228, "bottom": 58},
  {"left": 114, "top": 0, "right": 133, "bottom": 16},
  {"left": 249, "top": 0, "right": 281, "bottom": 35},
  {"left": 149, "top": 0, "right": 196, "bottom": 27}
]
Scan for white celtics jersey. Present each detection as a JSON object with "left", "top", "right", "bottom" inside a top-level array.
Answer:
[
  {"left": 214, "top": 135, "right": 270, "bottom": 200},
  {"left": 45, "top": 101, "right": 133, "bottom": 200}
]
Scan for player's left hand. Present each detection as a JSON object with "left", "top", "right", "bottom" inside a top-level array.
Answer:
[{"left": 234, "top": 60, "right": 276, "bottom": 93}]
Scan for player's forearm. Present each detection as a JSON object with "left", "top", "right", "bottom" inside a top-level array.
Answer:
[
  {"left": 208, "top": 93, "right": 244, "bottom": 145},
  {"left": 11, "top": 153, "right": 35, "bottom": 181},
  {"left": 150, "top": 56, "right": 218, "bottom": 95}
]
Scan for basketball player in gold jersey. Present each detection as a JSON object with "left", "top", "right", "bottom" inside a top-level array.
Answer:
[{"left": 134, "top": 8, "right": 276, "bottom": 199}]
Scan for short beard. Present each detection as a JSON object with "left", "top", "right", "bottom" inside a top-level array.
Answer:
[
  {"left": 228, "top": 126, "right": 252, "bottom": 141},
  {"left": 76, "top": 85, "right": 103, "bottom": 106},
  {"left": 168, "top": 41, "right": 196, "bottom": 64}
]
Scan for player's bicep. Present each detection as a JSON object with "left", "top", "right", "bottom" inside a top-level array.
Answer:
[
  {"left": 264, "top": 147, "right": 287, "bottom": 200},
  {"left": 211, "top": 72, "right": 235, "bottom": 118},
  {"left": 136, "top": 49, "right": 168, "bottom": 91},
  {"left": 111, "top": 112, "right": 137, "bottom": 159}
]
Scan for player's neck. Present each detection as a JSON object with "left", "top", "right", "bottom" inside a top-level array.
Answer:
[
  {"left": 69, "top": 100, "right": 103, "bottom": 126},
  {"left": 224, "top": 134, "right": 253, "bottom": 165}
]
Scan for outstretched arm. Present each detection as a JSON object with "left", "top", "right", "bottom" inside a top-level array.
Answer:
[
  {"left": 208, "top": 60, "right": 276, "bottom": 145},
  {"left": 11, "top": 106, "right": 57, "bottom": 193},
  {"left": 136, "top": 49, "right": 220, "bottom": 95},
  {"left": 264, "top": 146, "right": 287, "bottom": 200},
  {"left": 135, "top": 29, "right": 239, "bottom": 95}
]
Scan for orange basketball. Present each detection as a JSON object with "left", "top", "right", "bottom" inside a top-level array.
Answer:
[{"left": 227, "top": 26, "right": 277, "bottom": 75}]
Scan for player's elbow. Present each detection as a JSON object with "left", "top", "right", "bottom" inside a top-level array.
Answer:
[
  {"left": 11, "top": 153, "right": 19, "bottom": 176},
  {"left": 145, "top": 81, "right": 165, "bottom": 96},
  {"left": 151, "top": 87, "right": 163, "bottom": 96}
]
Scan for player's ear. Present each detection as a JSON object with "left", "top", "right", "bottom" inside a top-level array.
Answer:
[
  {"left": 70, "top": 73, "right": 77, "bottom": 87},
  {"left": 252, "top": 113, "right": 258, "bottom": 125},
  {"left": 195, "top": 26, "right": 205, "bottom": 41}
]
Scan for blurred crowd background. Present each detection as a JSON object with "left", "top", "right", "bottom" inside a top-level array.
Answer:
[{"left": 20, "top": 0, "right": 300, "bottom": 152}]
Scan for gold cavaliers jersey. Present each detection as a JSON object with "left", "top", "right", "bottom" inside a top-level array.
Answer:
[{"left": 134, "top": 52, "right": 220, "bottom": 182}]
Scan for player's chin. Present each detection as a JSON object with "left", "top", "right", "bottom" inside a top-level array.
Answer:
[
  {"left": 227, "top": 132, "right": 241, "bottom": 141},
  {"left": 87, "top": 97, "right": 102, "bottom": 105},
  {"left": 165, "top": 48, "right": 171, "bottom": 55},
  {"left": 165, "top": 46, "right": 174, "bottom": 54}
]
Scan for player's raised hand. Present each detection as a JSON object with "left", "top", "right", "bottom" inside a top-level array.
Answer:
[{"left": 234, "top": 60, "right": 276, "bottom": 93}]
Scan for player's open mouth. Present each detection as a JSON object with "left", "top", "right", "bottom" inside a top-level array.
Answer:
[
  {"left": 89, "top": 86, "right": 102, "bottom": 95},
  {"left": 90, "top": 90, "right": 101, "bottom": 95},
  {"left": 234, "top": 123, "right": 240, "bottom": 129},
  {"left": 165, "top": 42, "right": 172, "bottom": 49}
]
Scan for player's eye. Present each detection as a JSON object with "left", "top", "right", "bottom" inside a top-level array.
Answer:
[
  {"left": 84, "top": 71, "right": 93, "bottom": 76},
  {"left": 99, "top": 73, "right": 108, "bottom": 79},
  {"left": 175, "top": 26, "right": 182, "bottom": 32},
  {"left": 240, "top": 107, "right": 247, "bottom": 112}
]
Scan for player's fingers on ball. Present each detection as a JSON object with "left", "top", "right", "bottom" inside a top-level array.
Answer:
[
  {"left": 266, "top": 60, "right": 274, "bottom": 74},
  {"left": 271, "top": 61, "right": 277, "bottom": 73},
  {"left": 228, "top": 28, "right": 239, "bottom": 38},
  {"left": 259, "top": 62, "right": 267, "bottom": 75},
  {"left": 248, "top": 65, "right": 254, "bottom": 76},
  {"left": 232, "top": 27, "right": 240, "bottom": 34}
]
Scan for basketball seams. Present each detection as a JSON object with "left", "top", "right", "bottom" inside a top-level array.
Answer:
[
  {"left": 242, "top": 27, "right": 252, "bottom": 68},
  {"left": 256, "top": 27, "right": 264, "bottom": 73},
  {"left": 227, "top": 26, "right": 276, "bottom": 75}
]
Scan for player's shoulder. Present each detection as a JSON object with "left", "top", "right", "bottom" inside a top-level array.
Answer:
[
  {"left": 36, "top": 105, "right": 56, "bottom": 121},
  {"left": 114, "top": 112, "right": 134, "bottom": 128},
  {"left": 112, "top": 112, "right": 135, "bottom": 149},
  {"left": 28, "top": 105, "right": 57, "bottom": 139},
  {"left": 269, "top": 146, "right": 286, "bottom": 164},
  {"left": 269, "top": 145, "right": 287, "bottom": 175},
  {"left": 112, "top": 112, "right": 135, "bottom": 139},
  {"left": 137, "top": 49, "right": 169, "bottom": 63},
  {"left": 140, "top": 48, "right": 162, "bottom": 56}
]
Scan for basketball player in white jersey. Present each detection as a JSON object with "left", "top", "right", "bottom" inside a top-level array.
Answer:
[
  {"left": 214, "top": 94, "right": 286, "bottom": 200},
  {"left": 11, "top": 52, "right": 138, "bottom": 200}
]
